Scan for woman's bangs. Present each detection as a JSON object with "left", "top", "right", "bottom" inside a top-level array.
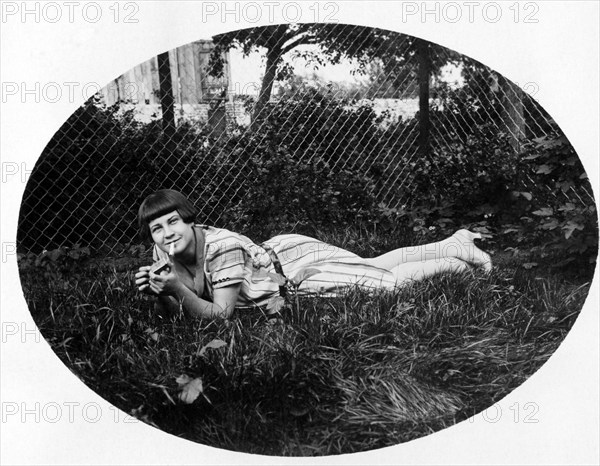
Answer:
[{"left": 140, "top": 198, "right": 179, "bottom": 225}]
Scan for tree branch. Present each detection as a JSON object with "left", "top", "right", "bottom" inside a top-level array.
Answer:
[{"left": 281, "top": 35, "right": 318, "bottom": 55}]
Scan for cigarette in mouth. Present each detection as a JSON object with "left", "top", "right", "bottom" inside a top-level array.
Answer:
[{"left": 169, "top": 242, "right": 175, "bottom": 256}]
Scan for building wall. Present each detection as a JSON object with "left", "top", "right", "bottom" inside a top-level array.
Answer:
[{"left": 99, "top": 40, "right": 231, "bottom": 109}]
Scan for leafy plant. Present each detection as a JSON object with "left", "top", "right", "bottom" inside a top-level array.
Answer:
[
  {"left": 210, "top": 90, "right": 386, "bottom": 240},
  {"left": 18, "top": 97, "right": 215, "bottom": 252},
  {"left": 19, "top": 88, "right": 597, "bottom": 279},
  {"left": 499, "top": 133, "right": 598, "bottom": 270},
  {"left": 18, "top": 244, "right": 92, "bottom": 282}
]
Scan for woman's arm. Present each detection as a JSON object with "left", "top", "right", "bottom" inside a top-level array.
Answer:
[
  {"left": 171, "top": 281, "right": 241, "bottom": 319},
  {"left": 145, "top": 268, "right": 241, "bottom": 319}
]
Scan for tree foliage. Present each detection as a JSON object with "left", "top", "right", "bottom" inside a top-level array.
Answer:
[{"left": 208, "top": 24, "right": 436, "bottom": 126}]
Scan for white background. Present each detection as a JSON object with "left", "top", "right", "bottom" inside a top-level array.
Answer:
[{"left": 1, "top": 1, "right": 599, "bottom": 464}]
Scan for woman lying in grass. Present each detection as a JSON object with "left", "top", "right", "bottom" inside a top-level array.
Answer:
[{"left": 135, "top": 189, "right": 492, "bottom": 320}]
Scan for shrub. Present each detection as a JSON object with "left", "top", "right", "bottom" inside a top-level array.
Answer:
[
  {"left": 499, "top": 133, "right": 598, "bottom": 271},
  {"left": 218, "top": 147, "right": 379, "bottom": 241},
  {"left": 18, "top": 90, "right": 597, "bottom": 279},
  {"left": 410, "top": 122, "right": 517, "bottom": 212},
  {"left": 19, "top": 92, "right": 387, "bottom": 250},
  {"left": 18, "top": 98, "right": 216, "bottom": 251}
]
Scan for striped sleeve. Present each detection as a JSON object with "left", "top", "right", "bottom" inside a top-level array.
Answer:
[{"left": 205, "top": 234, "right": 248, "bottom": 289}]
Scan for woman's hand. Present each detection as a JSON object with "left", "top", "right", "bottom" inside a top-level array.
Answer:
[
  {"left": 135, "top": 266, "right": 156, "bottom": 295},
  {"left": 136, "top": 259, "right": 241, "bottom": 320},
  {"left": 135, "top": 262, "right": 181, "bottom": 296},
  {"left": 146, "top": 267, "right": 182, "bottom": 297}
]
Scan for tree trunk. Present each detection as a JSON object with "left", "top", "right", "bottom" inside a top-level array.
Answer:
[
  {"left": 251, "top": 47, "right": 281, "bottom": 131},
  {"left": 157, "top": 52, "right": 176, "bottom": 151},
  {"left": 417, "top": 39, "right": 431, "bottom": 161}
]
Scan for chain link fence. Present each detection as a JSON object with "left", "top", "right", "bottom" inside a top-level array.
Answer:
[{"left": 17, "top": 24, "right": 589, "bottom": 254}]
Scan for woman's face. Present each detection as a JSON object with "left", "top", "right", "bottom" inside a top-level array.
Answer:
[{"left": 148, "top": 210, "right": 195, "bottom": 257}]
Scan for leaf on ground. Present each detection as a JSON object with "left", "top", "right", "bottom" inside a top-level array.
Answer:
[
  {"left": 144, "top": 328, "right": 159, "bottom": 341},
  {"left": 198, "top": 338, "right": 227, "bottom": 357},
  {"left": 176, "top": 375, "right": 203, "bottom": 404},
  {"left": 290, "top": 407, "right": 310, "bottom": 417},
  {"left": 176, "top": 374, "right": 192, "bottom": 385},
  {"left": 522, "top": 263, "right": 538, "bottom": 269}
]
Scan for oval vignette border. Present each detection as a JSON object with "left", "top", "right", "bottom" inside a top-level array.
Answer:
[{"left": 1, "top": 2, "right": 599, "bottom": 465}]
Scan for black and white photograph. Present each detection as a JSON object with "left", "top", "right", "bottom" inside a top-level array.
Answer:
[{"left": 2, "top": 1, "right": 599, "bottom": 464}]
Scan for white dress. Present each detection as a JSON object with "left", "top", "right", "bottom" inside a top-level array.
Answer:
[{"left": 153, "top": 226, "right": 396, "bottom": 311}]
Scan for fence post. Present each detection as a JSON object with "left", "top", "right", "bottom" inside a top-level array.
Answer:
[
  {"left": 417, "top": 39, "right": 431, "bottom": 160},
  {"left": 208, "top": 95, "right": 227, "bottom": 140},
  {"left": 157, "top": 52, "right": 176, "bottom": 150},
  {"left": 502, "top": 78, "right": 525, "bottom": 153}
]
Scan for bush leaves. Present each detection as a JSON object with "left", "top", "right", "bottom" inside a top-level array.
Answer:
[{"left": 532, "top": 208, "right": 554, "bottom": 216}]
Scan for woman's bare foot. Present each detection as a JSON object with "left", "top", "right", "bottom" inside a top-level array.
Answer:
[{"left": 451, "top": 229, "right": 493, "bottom": 272}]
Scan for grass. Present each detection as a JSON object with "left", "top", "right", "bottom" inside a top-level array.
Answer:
[{"left": 18, "top": 243, "right": 593, "bottom": 456}]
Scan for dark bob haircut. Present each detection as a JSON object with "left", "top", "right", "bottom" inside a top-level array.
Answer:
[{"left": 138, "top": 189, "right": 198, "bottom": 241}]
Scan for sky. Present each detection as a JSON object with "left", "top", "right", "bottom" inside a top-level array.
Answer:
[
  {"left": 227, "top": 45, "right": 366, "bottom": 96},
  {"left": 227, "top": 44, "right": 465, "bottom": 97}
]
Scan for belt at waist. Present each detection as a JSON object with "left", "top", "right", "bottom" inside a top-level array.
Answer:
[{"left": 261, "top": 244, "right": 287, "bottom": 298}]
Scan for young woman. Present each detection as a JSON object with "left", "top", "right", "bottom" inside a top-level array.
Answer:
[{"left": 135, "top": 190, "right": 492, "bottom": 320}]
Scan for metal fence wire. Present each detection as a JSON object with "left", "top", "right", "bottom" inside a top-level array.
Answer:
[{"left": 17, "top": 24, "right": 586, "bottom": 254}]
